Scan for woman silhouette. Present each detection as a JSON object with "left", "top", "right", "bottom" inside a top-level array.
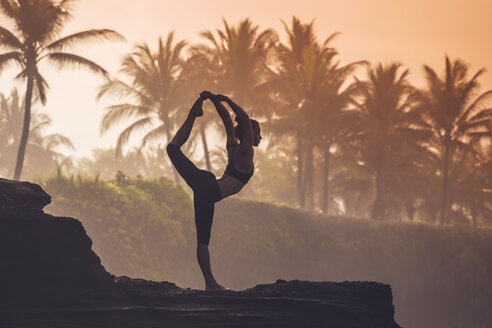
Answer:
[{"left": 167, "top": 91, "right": 262, "bottom": 291}]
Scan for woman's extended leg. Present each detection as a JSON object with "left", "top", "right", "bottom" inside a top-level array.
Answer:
[
  {"left": 167, "top": 97, "right": 204, "bottom": 188},
  {"left": 169, "top": 97, "right": 204, "bottom": 146}
]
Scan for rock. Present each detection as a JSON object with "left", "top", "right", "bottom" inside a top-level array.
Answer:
[
  {"left": 0, "top": 178, "right": 51, "bottom": 210},
  {"left": 0, "top": 179, "right": 114, "bottom": 305},
  {"left": 108, "top": 277, "right": 401, "bottom": 328}
]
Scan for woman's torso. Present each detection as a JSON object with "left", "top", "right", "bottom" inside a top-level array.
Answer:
[{"left": 217, "top": 144, "right": 254, "bottom": 199}]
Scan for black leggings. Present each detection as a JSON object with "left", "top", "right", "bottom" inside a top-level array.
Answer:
[{"left": 166, "top": 144, "right": 222, "bottom": 245}]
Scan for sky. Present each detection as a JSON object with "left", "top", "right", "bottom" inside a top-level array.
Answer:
[{"left": 1, "top": 0, "right": 492, "bottom": 158}]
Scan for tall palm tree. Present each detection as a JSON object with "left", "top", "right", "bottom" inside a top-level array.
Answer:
[
  {"left": 0, "top": 88, "right": 73, "bottom": 178},
  {"left": 308, "top": 64, "right": 363, "bottom": 214},
  {"left": 422, "top": 56, "right": 492, "bottom": 224},
  {"left": 0, "top": 0, "right": 124, "bottom": 180},
  {"left": 98, "top": 33, "right": 187, "bottom": 184},
  {"left": 352, "top": 63, "right": 433, "bottom": 220},
  {"left": 200, "top": 18, "right": 276, "bottom": 117},
  {"left": 448, "top": 146, "right": 492, "bottom": 226},
  {"left": 269, "top": 17, "right": 341, "bottom": 209}
]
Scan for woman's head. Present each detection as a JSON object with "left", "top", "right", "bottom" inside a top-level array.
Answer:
[{"left": 234, "top": 118, "right": 262, "bottom": 147}]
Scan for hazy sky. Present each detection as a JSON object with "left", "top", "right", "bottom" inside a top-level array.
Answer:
[{"left": 1, "top": 0, "right": 491, "bottom": 158}]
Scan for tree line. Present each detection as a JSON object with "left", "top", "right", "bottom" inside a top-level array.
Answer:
[{"left": 0, "top": 1, "right": 491, "bottom": 225}]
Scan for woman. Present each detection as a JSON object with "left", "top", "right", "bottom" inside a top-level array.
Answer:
[{"left": 166, "top": 91, "right": 262, "bottom": 291}]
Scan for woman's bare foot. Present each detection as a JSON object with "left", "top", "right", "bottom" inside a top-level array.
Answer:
[
  {"left": 205, "top": 283, "right": 231, "bottom": 291},
  {"left": 190, "top": 97, "right": 204, "bottom": 117}
]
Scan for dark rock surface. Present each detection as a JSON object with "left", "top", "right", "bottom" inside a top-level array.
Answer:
[
  {"left": 0, "top": 179, "right": 401, "bottom": 327},
  {"left": 0, "top": 178, "right": 51, "bottom": 210}
]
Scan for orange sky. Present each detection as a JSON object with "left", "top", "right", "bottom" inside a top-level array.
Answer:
[{"left": 1, "top": 0, "right": 492, "bottom": 158}]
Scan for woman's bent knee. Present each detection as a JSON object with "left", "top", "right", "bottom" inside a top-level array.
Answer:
[{"left": 166, "top": 143, "right": 180, "bottom": 156}]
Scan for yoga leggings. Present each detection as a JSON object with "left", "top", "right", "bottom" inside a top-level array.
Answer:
[{"left": 166, "top": 144, "right": 222, "bottom": 245}]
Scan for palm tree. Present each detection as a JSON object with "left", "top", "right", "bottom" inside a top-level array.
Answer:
[
  {"left": 448, "top": 146, "right": 492, "bottom": 226},
  {"left": 422, "top": 56, "right": 492, "bottom": 224},
  {"left": 352, "top": 63, "right": 433, "bottom": 220},
  {"left": 269, "top": 17, "right": 342, "bottom": 209},
  {"left": 98, "top": 33, "right": 187, "bottom": 184},
  {"left": 0, "top": 0, "right": 124, "bottom": 180},
  {"left": 200, "top": 18, "right": 276, "bottom": 117},
  {"left": 0, "top": 88, "right": 73, "bottom": 178},
  {"left": 308, "top": 64, "right": 363, "bottom": 214}
]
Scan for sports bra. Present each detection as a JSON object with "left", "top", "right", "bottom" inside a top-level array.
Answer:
[{"left": 224, "top": 158, "right": 254, "bottom": 184}]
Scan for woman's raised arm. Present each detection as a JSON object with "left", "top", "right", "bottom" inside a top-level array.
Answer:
[
  {"left": 216, "top": 95, "right": 253, "bottom": 147},
  {"left": 201, "top": 91, "right": 236, "bottom": 147}
]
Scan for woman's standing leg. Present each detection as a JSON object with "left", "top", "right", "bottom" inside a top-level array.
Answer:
[{"left": 194, "top": 194, "right": 228, "bottom": 291}]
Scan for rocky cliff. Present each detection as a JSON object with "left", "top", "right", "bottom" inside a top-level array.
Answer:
[{"left": 0, "top": 178, "right": 401, "bottom": 327}]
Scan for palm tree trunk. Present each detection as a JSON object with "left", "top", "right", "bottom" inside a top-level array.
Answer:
[
  {"left": 322, "top": 145, "right": 330, "bottom": 214},
  {"left": 13, "top": 75, "right": 34, "bottom": 180},
  {"left": 297, "top": 131, "right": 305, "bottom": 208},
  {"left": 372, "top": 155, "right": 385, "bottom": 220},
  {"left": 439, "top": 139, "right": 451, "bottom": 225},
  {"left": 199, "top": 123, "right": 212, "bottom": 171},
  {"left": 305, "top": 144, "right": 314, "bottom": 211},
  {"left": 372, "top": 172, "right": 383, "bottom": 220}
]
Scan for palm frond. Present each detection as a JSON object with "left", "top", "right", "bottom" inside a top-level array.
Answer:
[
  {"left": 0, "top": 0, "right": 17, "bottom": 20},
  {"left": 43, "top": 52, "right": 109, "bottom": 78},
  {"left": 115, "top": 117, "right": 155, "bottom": 156},
  {"left": 100, "top": 103, "right": 154, "bottom": 135},
  {"left": 139, "top": 124, "right": 167, "bottom": 150},
  {"left": 457, "top": 90, "right": 492, "bottom": 125},
  {"left": 33, "top": 69, "right": 49, "bottom": 105},
  {"left": 43, "top": 133, "right": 75, "bottom": 151},
  {"left": 0, "top": 26, "right": 23, "bottom": 50},
  {"left": 44, "top": 29, "right": 125, "bottom": 51},
  {"left": 0, "top": 51, "right": 22, "bottom": 72}
]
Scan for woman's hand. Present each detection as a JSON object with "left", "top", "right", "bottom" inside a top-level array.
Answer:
[
  {"left": 215, "top": 94, "right": 229, "bottom": 102},
  {"left": 200, "top": 90, "right": 215, "bottom": 99}
]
